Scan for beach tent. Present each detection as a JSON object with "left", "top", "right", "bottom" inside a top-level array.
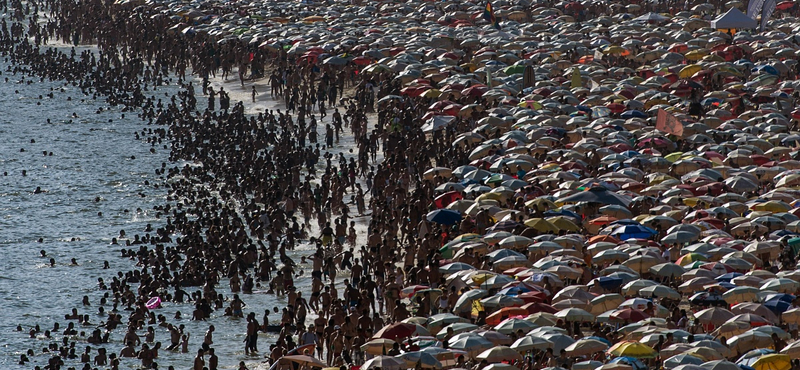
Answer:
[{"left": 711, "top": 7, "right": 756, "bottom": 30}]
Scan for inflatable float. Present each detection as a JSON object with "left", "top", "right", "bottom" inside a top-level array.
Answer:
[{"left": 145, "top": 297, "right": 162, "bottom": 309}]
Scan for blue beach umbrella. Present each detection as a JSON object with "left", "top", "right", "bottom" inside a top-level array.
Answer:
[
  {"left": 715, "top": 272, "right": 743, "bottom": 282},
  {"left": 610, "top": 224, "right": 657, "bottom": 240},
  {"left": 763, "top": 299, "right": 791, "bottom": 314},
  {"left": 426, "top": 209, "right": 462, "bottom": 225}
]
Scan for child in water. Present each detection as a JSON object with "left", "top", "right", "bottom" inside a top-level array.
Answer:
[{"left": 181, "top": 333, "right": 190, "bottom": 353}]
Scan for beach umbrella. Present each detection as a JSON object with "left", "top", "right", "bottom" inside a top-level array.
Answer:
[
  {"left": 723, "top": 286, "right": 759, "bottom": 304},
  {"left": 760, "top": 278, "right": 800, "bottom": 293},
  {"left": 420, "top": 347, "right": 468, "bottom": 368},
  {"left": 661, "top": 344, "right": 695, "bottom": 359},
  {"left": 728, "top": 313, "right": 773, "bottom": 327},
  {"left": 401, "top": 285, "right": 431, "bottom": 299},
  {"left": 282, "top": 355, "right": 328, "bottom": 368},
  {"left": 565, "top": 338, "right": 609, "bottom": 357},
  {"left": 573, "top": 361, "right": 604, "bottom": 370},
  {"left": 481, "top": 294, "right": 524, "bottom": 308},
  {"left": 609, "top": 308, "right": 649, "bottom": 322},
  {"left": 477, "top": 346, "right": 522, "bottom": 363},
  {"left": 511, "top": 335, "right": 553, "bottom": 351},
  {"left": 621, "top": 279, "right": 659, "bottom": 295},
  {"left": 764, "top": 299, "right": 791, "bottom": 315},
  {"left": 590, "top": 294, "right": 625, "bottom": 314},
  {"left": 361, "top": 356, "right": 405, "bottom": 370},
  {"left": 694, "top": 307, "right": 735, "bottom": 326},
  {"left": 530, "top": 241, "right": 566, "bottom": 254},
  {"left": 610, "top": 224, "right": 657, "bottom": 240},
  {"left": 665, "top": 354, "right": 704, "bottom": 369},
  {"left": 524, "top": 218, "right": 560, "bottom": 233},
  {"left": 374, "top": 322, "right": 421, "bottom": 340},
  {"left": 428, "top": 313, "right": 468, "bottom": 330},
  {"left": 639, "top": 285, "right": 681, "bottom": 300},
  {"left": 526, "top": 312, "right": 557, "bottom": 326},
  {"left": 676, "top": 253, "right": 708, "bottom": 266},
  {"left": 587, "top": 276, "right": 624, "bottom": 291},
  {"left": 494, "top": 318, "right": 537, "bottom": 334},
  {"left": 600, "top": 205, "right": 634, "bottom": 219},
  {"left": 541, "top": 333, "right": 577, "bottom": 353},
  {"left": 485, "top": 307, "right": 529, "bottom": 326},
  {"left": 546, "top": 265, "right": 582, "bottom": 281},
  {"left": 650, "top": 263, "right": 686, "bottom": 278},
  {"left": 552, "top": 299, "right": 590, "bottom": 310},
  {"left": 427, "top": 209, "right": 462, "bottom": 225},
  {"left": 441, "top": 262, "right": 476, "bottom": 275},
  {"left": 436, "top": 323, "right": 479, "bottom": 339},
  {"left": 781, "top": 308, "right": 800, "bottom": 324},
  {"left": 558, "top": 186, "right": 632, "bottom": 207},
  {"left": 397, "top": 352, "right": 442, "bottom": 369},
  {"left": 693, "top": 340, "right": 734, "bottom": 358},
  {"left": 736, "top": 349, "right": 776, "bottom": 367},
  {"left": 619, "top": 298, "right": 652, "bottom": 311},
  {"left": 555, "top": 308, "right": 595, "bottom": 322},
  {"left": 453, "top": 289, "right": 488, "bottom": 312},
  {"left": 447, "top": 335, "right": 493, "bottom": 357},
  {"left": 662, "top": 231, "right": 698, "bottom": 244},
  {"left": 484, "top": 365, "right": 519, "bottom": 370},
  {"left": 599, "top": 364, "right": 635, "bottom": 370},
  {"left": 623, "top": 255, "right": 662, "bottom": 273},
  {"left": 781, "top": 340, "right": 800, "bottom": 357},
  {"left": 751, "top": 326, "right": 790, "bottom": 341},
  {"left": 608, "top": 341, "right": 658, "bottom": 359},
  {"left": 361, "top": 338, "right": 396, "bottom": 355},
  {"left": 594, "top": 250, "right": 630, "bottom": 264},
  {"left": 684, "top": 347, "right": 724, "bottom": 361},
  {"left": 487, "top": 248, "right": 525, "bottom": 261},
  {"left": 498, "top": 236, "right": 533, "bottom": 249},
  {"left": 751, "top": 354, "right": 792, "bottom": 370},
  {"left": 727, "top": 331, "right": 773, "bottom": 354},
  {"left": 713, "top": 320, "right": 752, "bottom": 339},
  {"left": 701, "top": 360, "right": 741, "bottom": 370}
]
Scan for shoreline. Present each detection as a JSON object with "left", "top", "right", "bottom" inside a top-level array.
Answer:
[{"left": 6, "top": 0, "right": 800, "bottom": 370}]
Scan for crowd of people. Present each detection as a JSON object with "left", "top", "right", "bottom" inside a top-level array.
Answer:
[{"left": 10, "top": 0, "right": 800, "bottom": 369}]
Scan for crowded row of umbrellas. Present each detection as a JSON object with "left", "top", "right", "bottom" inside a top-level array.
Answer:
[{"left": 218, "top": 0, "right": 800, "bottom": 369}]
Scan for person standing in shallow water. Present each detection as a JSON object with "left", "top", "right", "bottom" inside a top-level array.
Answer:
[
  {"left": 245, "top": 312, "right": 259, "bottom": 355},
  {"left": 193, "top": 349, "right": 204, "bottom": 370},
  {"left": 207, "top": 87, "right": 215, "bottom": 110}
]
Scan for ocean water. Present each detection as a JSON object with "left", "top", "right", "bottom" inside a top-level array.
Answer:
[
  {"left": 0, "top": 63, "right": 320, "bottom": 369},
  {"left": 0, "top": 47, "right": 374, "bottom": 369}
]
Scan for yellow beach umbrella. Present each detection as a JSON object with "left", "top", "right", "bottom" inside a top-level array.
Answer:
[
  {"left": 608, "top": 341, "right": 658, "bottom": 359},
  {"left": 547, "top": 216, "right": 581, "bottom": 232},
  {"left": 751, "top": 201, "right": 791, "bottom": 213},
  {"left": 421, "top": 89, "right": 442, "bottom": 98},
  {"left": 524, "top": 218, "right": 560, "bottom": 233},
  {"left": 751, "top": 354, "right": 791, "bottom": 370},
  {"left": 685, "top": 49, "right": 708, "bottom": 60},
  {"left": 679, "top": 65, "right": 702, "bottom": 78}
]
